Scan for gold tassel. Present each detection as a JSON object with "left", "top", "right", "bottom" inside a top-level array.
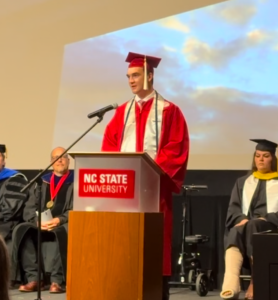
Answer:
[{"left": 143, "top": 56, "right": 148, "bottom": 90}]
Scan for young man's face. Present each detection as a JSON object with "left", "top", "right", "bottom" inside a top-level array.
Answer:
[{"left": 126, "top": 67, "right": 153, "bottom": 95}]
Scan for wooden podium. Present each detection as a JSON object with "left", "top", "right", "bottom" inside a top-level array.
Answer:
[{"left": 66, "top": 152, "right": 164, "bottom": 300}]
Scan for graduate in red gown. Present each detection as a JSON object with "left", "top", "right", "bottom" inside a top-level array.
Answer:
[{"left": 101, "top": 52, "right": 189, "bottom": 300}]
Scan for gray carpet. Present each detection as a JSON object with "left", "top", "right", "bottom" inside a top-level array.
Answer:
[{"left": 10, "top": 288, "right": 247, "bottom": 299}]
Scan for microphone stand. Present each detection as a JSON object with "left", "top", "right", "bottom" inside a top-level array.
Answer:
[
  {"left": 20, "top": 114, "right": 105, "bottom": 300},
  {"left": 179, "top": 185, "right": 208, "bottom": 280},
  {"left": 169, "top": 184, "right": 208, "bottom": 287}
]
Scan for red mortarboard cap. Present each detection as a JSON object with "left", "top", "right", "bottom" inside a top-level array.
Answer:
[
  {"left": 126, "top": 52, "right": 161, "bottom": 90},
  {"left": 125, "top": 52, "right": 161, "bottom": 72}
]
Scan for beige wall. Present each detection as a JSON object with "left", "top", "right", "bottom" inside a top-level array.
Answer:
[{"left": 0, "top": 0, "right": 227, "bottom": 169}]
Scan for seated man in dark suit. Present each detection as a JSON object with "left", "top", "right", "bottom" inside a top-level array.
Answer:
[
  {"left": 0, "top": 144, "right": 29, "bottom": 256},
  {"left": 12, "top": 147, "right": 73, "bottom": 293}
]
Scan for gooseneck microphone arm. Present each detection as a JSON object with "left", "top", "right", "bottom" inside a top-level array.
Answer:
[{"left": 20, "top": 102, "right": 118, "bottom": 300}]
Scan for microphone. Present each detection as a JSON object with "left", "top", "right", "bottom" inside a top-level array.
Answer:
[
  {"left": 182, "top": 185, "right": 208, "bottom": 191},
  {"left": 87, "top": 103, "right": 118, "bottom": 119}
]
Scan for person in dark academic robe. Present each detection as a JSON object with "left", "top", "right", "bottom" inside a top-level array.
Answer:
[
  {"left": 0, "top": 235, "right": 10, "bottom": 300},
  {"left": 11, "top": 147, "right": 73, "bottom": 294},
  {"left": 0, "top": 144, "right": 29, "bottom": 256},
  {"left": 220, "top": 139, "right": 278, "bottom": 300},
  {"left": 101, "top": 52, "right": 189, "bottom": 300}
]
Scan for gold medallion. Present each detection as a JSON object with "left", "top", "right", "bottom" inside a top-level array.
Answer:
[{"left": 46, "top": 200, "right": 54, "bottom": 209}]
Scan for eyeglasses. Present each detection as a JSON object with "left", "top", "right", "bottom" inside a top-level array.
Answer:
[{"left": 51, "top": 154, "right": 68, "bottom": 161}]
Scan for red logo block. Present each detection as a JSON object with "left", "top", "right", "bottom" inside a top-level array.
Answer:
[{"left": 78, "top": 169, "right": 135, "bottom": 199}]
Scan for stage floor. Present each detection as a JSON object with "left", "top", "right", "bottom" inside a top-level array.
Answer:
[{"left": 10, "top": 288, "right": 246, "bottom": 299}]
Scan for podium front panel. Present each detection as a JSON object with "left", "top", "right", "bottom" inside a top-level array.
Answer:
[
  {"left": 72, "top": 154, "right": 160, "bottom": 212},
  {"left": 67, "top": 211, "right": 163, "bottom": 300},
  {"left": 140, "top": 158, "right": 160, "bottom": 212}
]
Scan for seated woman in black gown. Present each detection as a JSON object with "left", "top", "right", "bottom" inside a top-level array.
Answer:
[{"left": 220, "top": 139, "right": 278, "bottom": 300}]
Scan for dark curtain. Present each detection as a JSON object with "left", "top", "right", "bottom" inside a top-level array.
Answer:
[
  {"left": 171, "top": 194, "right": 230, "bottom": 288},
  {"left": 170, "top": 170, "right": 248, "bottom": 288}
]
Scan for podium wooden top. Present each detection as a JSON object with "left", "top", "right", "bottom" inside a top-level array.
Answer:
[{"left": 68, "top": 151, "right": 164, "bottom": 175}]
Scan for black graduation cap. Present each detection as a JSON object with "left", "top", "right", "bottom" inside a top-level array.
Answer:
[
  {"left": 250, "top": 139, "right": 278, "bottom": 154},
  {"left": 0, "top": 144, "right": 6, "bottom": 154}
]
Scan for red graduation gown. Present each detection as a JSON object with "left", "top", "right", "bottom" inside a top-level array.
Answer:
[{"left": 101, "top": 98, "right": 189, "bottom": 275}]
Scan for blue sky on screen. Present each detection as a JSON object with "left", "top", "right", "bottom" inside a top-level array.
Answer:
[
  {"left": 108, "top": 0, "right": 278, "bottom": 97},
  {"left": 54, "top": 0, "right": 278, "bottom": 158}
]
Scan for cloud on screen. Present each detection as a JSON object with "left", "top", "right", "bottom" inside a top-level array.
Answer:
[{"left": 53, "top": 0, "right": 278, "bottom": 160}]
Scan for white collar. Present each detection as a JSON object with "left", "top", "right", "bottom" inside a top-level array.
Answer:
[{"left": 134, "top": 90, "right": 155, "bottom": 102}]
